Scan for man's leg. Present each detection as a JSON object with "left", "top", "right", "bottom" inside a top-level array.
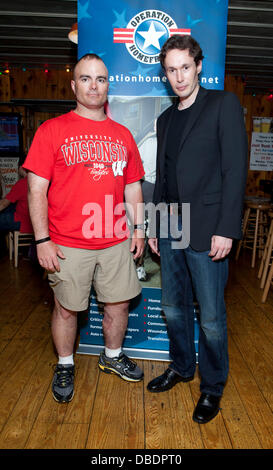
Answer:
[
  {"left": 98, "top": 300, "right": 143, "bottom": 382},
  {"left": 48, "top": 245, "right": 95, "bottom": 404},
  {"left": 103, "top": 301, "right": 130, "bottom": 349},
  {"left": 147, "top": 215, "right": 196, "bottom": 393},
  {"left": 184, "top": 247, "right": 229, "bottom": 396},
  {"left": 184, "top": 246, "right": 229, "bottom": 423},
  {"left": 51, "top": 295, "right": 77, "bottom": 358},
  {"left": 160, "top": 239, "right": 196, "bottom": 377},
  {"left": 51, "top": 296, "right": 77, "bottom": 403},
  {"left": 93, "top": 239, "right": 143, "bottom": 382}
]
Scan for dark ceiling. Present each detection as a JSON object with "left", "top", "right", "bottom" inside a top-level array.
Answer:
[{"left": 0, "top": 0, "right": 272, "bottom": 96}]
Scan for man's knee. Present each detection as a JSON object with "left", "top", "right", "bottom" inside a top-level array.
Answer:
[
  {"left": 104, "top": 301, "right": 129, "bottom": 313},
  {"left": 103, "top": 301, "right": 129, "bottom": 324},
  {"left": 54, "top": 296, "right": 77, "bottom": 321}
]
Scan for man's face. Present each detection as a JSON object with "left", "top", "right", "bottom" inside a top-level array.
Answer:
[
  {"left": 164, "top": 48, "right": 202, "bottom": 101},
  {"left": 71, "top": 58, "right": 109, "bottom": 110}
]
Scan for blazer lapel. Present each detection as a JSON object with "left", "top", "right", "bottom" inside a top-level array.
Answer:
[{"left": 177, "top": 86, "right": 209, "bottom": 153}]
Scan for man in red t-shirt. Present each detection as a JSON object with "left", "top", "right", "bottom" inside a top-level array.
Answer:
[
  {"left": 23, "top": 53, "right": 145, "bottom": 403},
  {"left": 0, "top": 166, "right": 33, "bottom": 233}
]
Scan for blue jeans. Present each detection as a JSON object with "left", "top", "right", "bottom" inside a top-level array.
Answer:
[
  {"left": 0, "top": 205, "right": 20, "bottom": 232},
  {"left": 159, "top": 215, "right": 229, "bottom": 396}
]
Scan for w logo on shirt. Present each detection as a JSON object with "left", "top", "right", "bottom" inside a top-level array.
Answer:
[{"left": 112, "top": 160, "right": 127, "bottom": 176}]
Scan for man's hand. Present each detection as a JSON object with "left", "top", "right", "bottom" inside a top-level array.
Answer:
[
  {"left": 37, "top": 240, "right": 65, "bottom": 272},
  {"left": 209, "top": 235, "right": 233, "bottom": 261},
  {"left": 148, "top": 237, "right": 160, "bottom": 256},
  {"left": 130, "top": 229, "right": 145, "bottom": 259}
]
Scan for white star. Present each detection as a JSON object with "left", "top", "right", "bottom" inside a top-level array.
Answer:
[{"left": 137, "top": 22, "right": 166, "bottom": 50}]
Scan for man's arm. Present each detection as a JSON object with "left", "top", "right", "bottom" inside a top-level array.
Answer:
[
  {"left": 215, "top": 92, "right": 248, "bottom": 238},
  {"left": 27, "top": 171, "right": 65, "bottom": 272},
  {"left": 0, "top": 198, "right": 10, "bottom": 212},
  {"left": 124, "top": 180, "right": 145, "bottom": 260},
  {"left": 210, "top": 92, "right": 248, "bottom": 261}
]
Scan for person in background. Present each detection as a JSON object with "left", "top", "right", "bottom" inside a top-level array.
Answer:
[
  {"left": 0, "top": 164, "right": 33, "bottom": 234},
  {"left": 148, "top": 35, "right": 248, "bottom": 424}
]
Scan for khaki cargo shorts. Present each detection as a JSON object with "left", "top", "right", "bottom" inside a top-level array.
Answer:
[{"left": 48, "top": 238, "right": 141, "bottom": 311}]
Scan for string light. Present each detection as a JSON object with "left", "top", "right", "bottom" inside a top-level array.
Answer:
[{"left": 0, "top": 66, "right": 73, "bottom": 74}]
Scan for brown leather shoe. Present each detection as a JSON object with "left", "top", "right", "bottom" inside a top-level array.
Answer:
[
  {"left": 147, "top": 368, "right": 194, "bottom": 393},
  {"left": 193, "top": 393, "right": 221, "bottom": 424}
]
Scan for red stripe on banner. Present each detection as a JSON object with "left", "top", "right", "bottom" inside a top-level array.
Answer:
[
  {"left": 114, "top": 34, "right": 134, "bottom": 38},
  {"left": 113, "top": 39, "right": 134, "bottom": 43},
  {"left": 170, "top": 29, "right": 191, "bottom": 35},
  {"left": 170, "top": 29, "right": 191, "bottom": 32},
  {"left": 114, "top": 28, "right": 134, "bottom": 32}
]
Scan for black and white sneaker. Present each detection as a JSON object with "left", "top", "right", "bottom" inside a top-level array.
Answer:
[
  {"left": 98, "top": 352, "right": 143, "bottom": 382},
  {"left": 52, "top": 364, "right": 75, "bottom": 403},
  {"left": 136, "top": 266, "right": 147, "bottom": 281}
]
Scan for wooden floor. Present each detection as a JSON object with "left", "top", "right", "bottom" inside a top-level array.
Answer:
[{"left": 0, "top": 248, "right": 272, "bottom": 450}]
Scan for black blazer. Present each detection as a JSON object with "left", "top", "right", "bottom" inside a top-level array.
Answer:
[{"left": 153, "top": 86, "right": 248, "bottom": 251}]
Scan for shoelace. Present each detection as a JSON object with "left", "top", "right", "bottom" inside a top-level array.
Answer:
[
  {"left": 118, "top": 354, "right": 136, "bottom": 371},
  {"left": 56, "top": 367, "right": 74, "bottom": 388}
]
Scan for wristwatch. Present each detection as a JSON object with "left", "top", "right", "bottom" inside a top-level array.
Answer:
[{"left": 134, "top": 224, "right": 145, "bottom": 230}]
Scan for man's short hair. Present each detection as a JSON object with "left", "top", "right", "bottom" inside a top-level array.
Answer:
[
  {"left": 78, "top": 53, "right": 103, "bottom": 63},
  {"left": 159, "top": 35, "right": 204, "bottom": 70},
  {"left": 73, "top": 53, "right": 105, "bottom": 79}
]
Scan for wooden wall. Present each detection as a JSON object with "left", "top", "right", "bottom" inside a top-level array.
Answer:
[
  {"left": 0, "top": 69, "right": 74, "bottom": 154},
  {"left": 224, "top": 75, "right": 273, "bottom": 196},
  {"left": 1, "top": 70, "right": 273, "bottom": 195},
  {"left": 0, "top": 69, "right": 74, "bottom": 102}
]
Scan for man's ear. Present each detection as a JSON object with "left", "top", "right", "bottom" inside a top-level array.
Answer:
[{"left": 71, "top": 80, "right": 75, "bottom": 95}]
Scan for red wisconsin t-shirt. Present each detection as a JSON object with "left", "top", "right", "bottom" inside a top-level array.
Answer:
[
  {"left": 5, "top": 177, "right": 33, "bottom": 233},
  {"left": 23, "top": 111, "right": 144, "bottom": 249}
]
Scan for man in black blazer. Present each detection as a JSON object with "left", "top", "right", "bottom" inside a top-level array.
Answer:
[{"left": 148, "top": 35, "right": 248, "bottom": 424}]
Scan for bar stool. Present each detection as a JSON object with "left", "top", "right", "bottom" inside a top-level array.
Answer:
[
  {"left": 261, "top": 255, "right": 273, "bottom": 302},
  {"left": 9, "top": 231, "right": 34, "bottom": 267},
  {"left": 235, "top": 199, "right": 272, "bottom": 268},
  {"left": 258, "top": 211, "right": 273, "bottom": 288}
]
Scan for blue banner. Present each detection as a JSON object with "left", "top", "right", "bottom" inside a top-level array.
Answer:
[
  {"left": 77, "top": 0, "right": 228, "bottom": 360},
  {"left": 78, "top": 0, "right": 229, "bottom": 96},
  {"left": 79, "top": 288, "right": 199, "bottom": 362}
]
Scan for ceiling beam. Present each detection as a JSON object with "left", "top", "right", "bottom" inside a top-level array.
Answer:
[
  {"left": 229, "top": 0, "right": 273, "bottom": 12},
  {"left": 0, "top": 10, "right": 76, "bottom": 18}
]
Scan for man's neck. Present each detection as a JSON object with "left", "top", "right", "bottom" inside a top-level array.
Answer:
[
  {"left": 178, "top": 84, "right": 200, "bottom": 110},
  {"left": 73, "top": 104, "right": 107, "bottom": 121}
]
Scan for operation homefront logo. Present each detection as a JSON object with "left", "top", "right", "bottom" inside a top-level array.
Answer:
[{"left": 113, "top": 9, "right": 191, "bottom": 64}]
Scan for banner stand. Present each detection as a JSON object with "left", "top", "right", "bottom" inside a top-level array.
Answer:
[
  {"left": 76, "top": 0, "right": 228, "bottom": 362},
  {"left": 77, "top": 344, "right": 171, "bottom": 362}
]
